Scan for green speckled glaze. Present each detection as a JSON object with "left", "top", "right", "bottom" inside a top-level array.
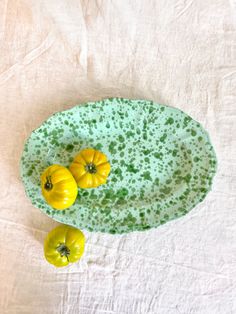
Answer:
[{"left": 20, "top": 98, "right": 217, "bottom": 234}]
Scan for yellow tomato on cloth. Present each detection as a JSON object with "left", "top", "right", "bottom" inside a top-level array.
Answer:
[{"left": 44, "top": 225, "right": 85, "bottom": 267}]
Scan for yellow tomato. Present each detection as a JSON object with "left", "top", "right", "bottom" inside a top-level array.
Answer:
[
  {"left": 69, "top": 148, "right": 111, "bottom": 188},
  {"left": 44, "top": 225, "right": 85, "bottom": 267},
  {"left": 41, "top": 165, "right": 78, "bottom": 210}
]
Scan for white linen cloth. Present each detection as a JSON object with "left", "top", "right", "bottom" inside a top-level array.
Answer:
[{"left": 0, "top": 1, "right": 236, "bottom": 313}]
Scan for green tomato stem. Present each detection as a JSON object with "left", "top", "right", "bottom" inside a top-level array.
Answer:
[
  {"left": 56, "top": 243, "right": 70, "bottom": 260},
  {"left": 44, "top": 176, "right": 53, "bottom": 191},
  {"left": 85, "top": 163, "right": 97, "bottom": 174}
]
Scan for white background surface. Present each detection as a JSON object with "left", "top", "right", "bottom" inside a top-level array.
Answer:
[{"left": 0, "top": 1, "right": 236, "bottom": 313}]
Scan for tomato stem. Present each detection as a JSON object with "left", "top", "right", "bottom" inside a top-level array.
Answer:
[
  {"left": 44, "top": 177, "right": 53, "bottom": 191},
  {"left": 56, "top": 243, "right": 70, "bottom": 259},
  {"left": 85, "top": 163, "right": 97, "bottom": 174}
]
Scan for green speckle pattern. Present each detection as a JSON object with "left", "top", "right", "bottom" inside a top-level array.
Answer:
[{"left": 20, "top": 98, "right": 217, "bottom": 234}]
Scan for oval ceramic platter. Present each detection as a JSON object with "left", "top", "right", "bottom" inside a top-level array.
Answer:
[{"left": 20, "top": 98, "right": 217, "bottom": 234}]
